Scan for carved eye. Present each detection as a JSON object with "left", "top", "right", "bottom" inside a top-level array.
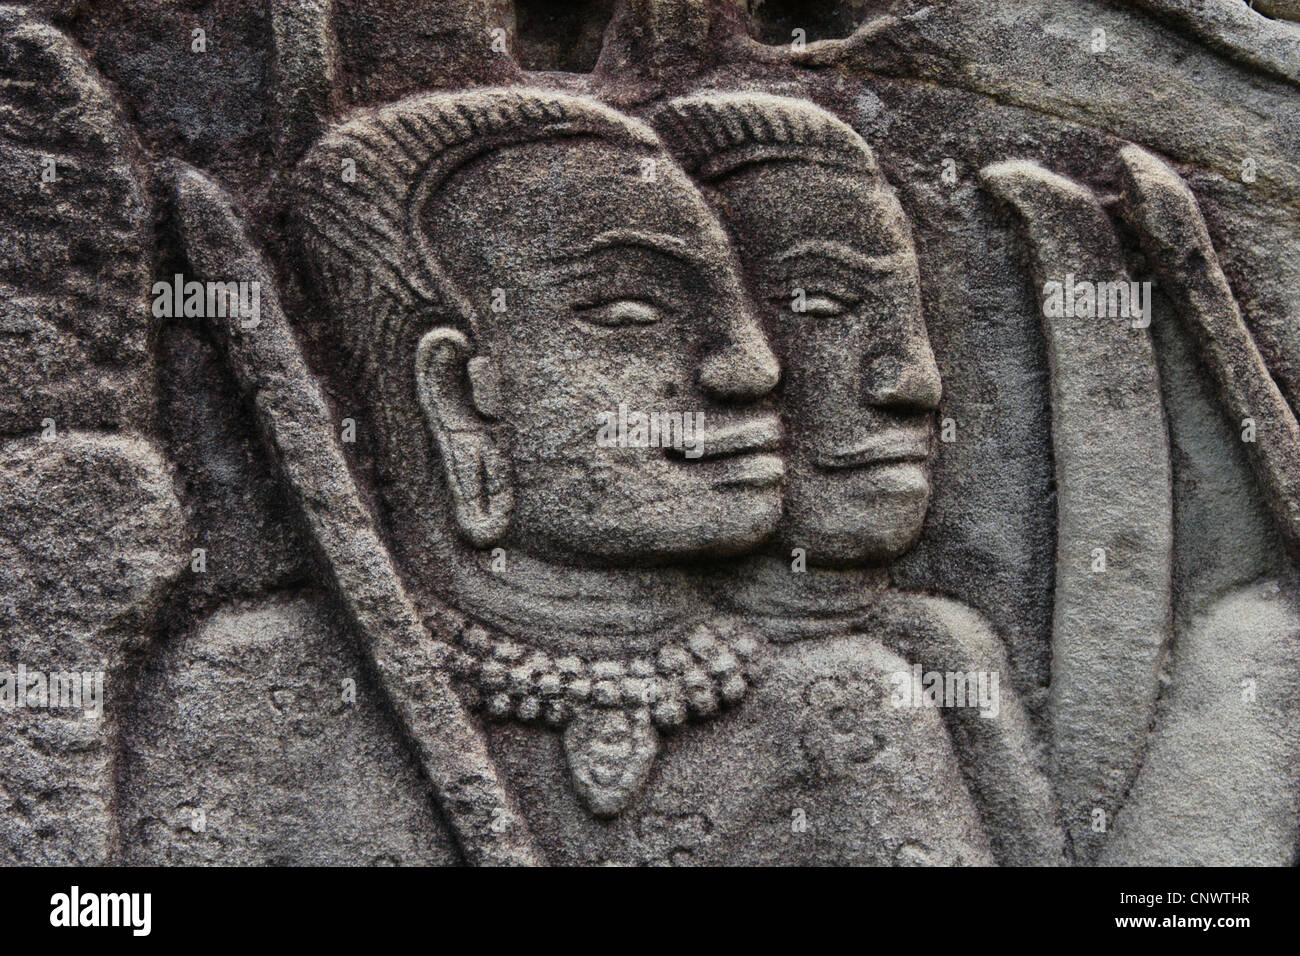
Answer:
[
  {"left": 801, "top": 294, "right": 849, "bottom": 318},
  {"left": 779, "top": 288, "right": 856, "bottom": 318},
  {"left": 576, "top": 299, "right": 664, "bottom": 327}
]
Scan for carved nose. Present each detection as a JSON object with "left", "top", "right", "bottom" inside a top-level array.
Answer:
[
  {"left": 699, "top": 327, "right": 781, "bottom": 401},
  {"left": 865, "top": 347, "right": 942, "bottom": 412}
]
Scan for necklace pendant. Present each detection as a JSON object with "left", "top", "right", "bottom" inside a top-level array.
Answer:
[{"left": 562, "top": 707, "right": 659, "bottom": 818}]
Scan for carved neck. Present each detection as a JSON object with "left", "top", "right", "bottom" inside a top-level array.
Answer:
[
  {"left": 439, "top": 546, "right": 703, "bottom": 658},
  {"left": 712, "top": 553, "right": 891, "bottom": 639}
]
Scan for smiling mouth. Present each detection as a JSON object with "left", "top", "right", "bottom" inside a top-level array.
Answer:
[
  {"left": 665, "top": 417, "right": 785, "bottom": 488},
  {"left": 814, "top": 431, "right": 932, "bottom": 470}
]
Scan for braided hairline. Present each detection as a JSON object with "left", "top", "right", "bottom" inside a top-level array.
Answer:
[
  {"left": 294, "top": 88, "right": 664, "bottom": 375},
  {"left": 652, "top": 92, "right": 880, "bottom": 183}
]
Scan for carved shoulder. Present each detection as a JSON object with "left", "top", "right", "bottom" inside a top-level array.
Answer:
[
  {"left": 119, "top": 593, "right": 460, "bottom": 866},
  {"left": 870, "top": 591, "right": 1012, "bottom": 676}
]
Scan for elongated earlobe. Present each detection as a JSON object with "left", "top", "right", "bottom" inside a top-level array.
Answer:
[{"left": 415, "top": 327, "right": 513, "bottom": 547}]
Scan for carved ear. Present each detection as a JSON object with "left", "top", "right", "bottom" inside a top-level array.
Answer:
[{"left": 415, "top": 328, "right": 513, "bottom": 547}]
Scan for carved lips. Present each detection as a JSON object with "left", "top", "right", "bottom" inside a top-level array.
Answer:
[
  {"left": 814, "top": 428, "right": 932, "bottom": 471},
  {"left": 666, "top": 416, "right": 784, "bottom": 488}
]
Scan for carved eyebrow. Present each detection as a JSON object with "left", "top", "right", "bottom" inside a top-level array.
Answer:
[
  {"left": 773, "top": 240, "right": 912, "bottom": 275},
  {"left": 560, "top": 229, "right": 711, "bottom": 269}
]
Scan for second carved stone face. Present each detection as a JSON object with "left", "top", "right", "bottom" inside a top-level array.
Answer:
[{"left": 706, "top": 153, "right": 942, "bottom": 565}]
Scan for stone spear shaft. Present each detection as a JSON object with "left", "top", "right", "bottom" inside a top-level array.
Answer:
[
  {"left": 168, "top": 161, "right": 538, "bottom": 866},
  {"left": 1119, "top": 145, "right": 1300, "bottom": 560},
  {"left": 981, "top": 160, "right": 1173, "bottom": 864}
]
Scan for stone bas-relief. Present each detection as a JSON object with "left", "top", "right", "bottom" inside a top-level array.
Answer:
[{"left": 3, "top": 0, "right": 1300, "bottom": 866}]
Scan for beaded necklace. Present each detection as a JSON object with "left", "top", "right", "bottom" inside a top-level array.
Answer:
[{"left": 447, "top": 617, "right": 764, "bottom": 816}]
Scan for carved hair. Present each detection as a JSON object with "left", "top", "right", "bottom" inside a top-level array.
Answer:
[
  {"left": 651, "top": 92, "right": 879, "bottom": 182},
  {"left": 295, "top": 88, "right": 662, "bottom": 385}
]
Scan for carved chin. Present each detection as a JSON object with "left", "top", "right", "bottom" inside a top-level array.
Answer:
[
  {"left": 509, "top": 484, "right": 784, "bottom": 563},
  {"left": 782, "top": 464, "right": 932, "bottom": 565}
]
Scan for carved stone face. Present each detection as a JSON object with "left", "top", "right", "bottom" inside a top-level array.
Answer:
[
  {"left": 417, "top": 138, "right": 784, "bottom": 565},
  {"left": 707, "top": 158, "right": 942, "bottom": 564}
]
